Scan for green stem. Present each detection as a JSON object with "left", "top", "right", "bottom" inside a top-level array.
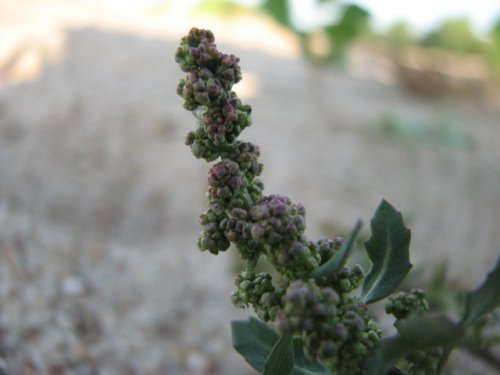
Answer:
[
  {"left": 436, "top": 346, "right": 453, "bottom": 375},
  {"left": 241, "top": 187, "right": 255, "bottom": 208},
  {"left": 246, "top": 256, "right": 259, "bottom": 273}
]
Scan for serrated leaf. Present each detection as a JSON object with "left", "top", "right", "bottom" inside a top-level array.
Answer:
[
  {"left": 263, "top": 335, "right": 294, "bottom": 375},
  {"left": 365, "top": 314, "right": 464, "bottom": 375},
  {"left": 362, "top": 200, "right": 412, "bottom": 304},
  {"left": 292, "top": 337, "right": 330, "bottom": 375},
  {"left": 311, "top": 220, "right": 362, "bottom": 280},
  {"left": 461, "top": 256, "right": 500, "bottom": 327},
  {"left": 232, "top": 317, "right": 279, "bottom": 372}
]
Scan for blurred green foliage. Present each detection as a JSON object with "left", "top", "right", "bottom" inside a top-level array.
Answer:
[
  {"left": 194, "top": 0, "right": 254, "bottom": 16},
  {"left": 380, "top": 15, "right": 500, "bottom": 77},
  {"left": 261, "top": 0, "right": 370, "bottom": 65},
  {"left": 420, "top": 18, "right": 487, "bottom": 54},
  {"left": 196, "top": 0, "right": 370, "bottom": 66},
  {"left": 385, "top": 21, "right": 415, "bottom": 50},
  {"left": 488, "top": 17, "right": 500, "bottom": 76},
  {"left": 195, "top": 1, "right": 500, "bottom": 78}
]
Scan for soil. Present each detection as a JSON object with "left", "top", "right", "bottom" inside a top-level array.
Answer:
[{"left": 0, "top": 1, "right": 499, "bottom": 374}]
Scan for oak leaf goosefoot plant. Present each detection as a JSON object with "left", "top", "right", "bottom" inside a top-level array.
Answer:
[{"left": 175, "top": 27, "right": 500, "bottom": 375}]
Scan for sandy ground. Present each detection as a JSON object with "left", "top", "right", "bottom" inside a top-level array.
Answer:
[{"left": 0, "top": 1, "right": 499, "bottom": 374}]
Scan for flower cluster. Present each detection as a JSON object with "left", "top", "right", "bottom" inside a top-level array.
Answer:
[
  {"left": 231, "top": 271, "right": 283, "bottom": 322},
  {"left": 176, "top": 27, "right": 380, "bottom": 375},
  {"left": 275, "top": 281, "right": 381, "bottom": 374},
  {"left": 176, "top": 28, "right": 251, "bottom": 161},
  {"left": 405, "top": 349, "right": 442, "bottom": 375},
  {"left": 385, "top": 289, "right": 429, "bottom": 321},
  {"left": 249, "top": 195, "right": 321, "bottom": 279},
  {"left": 175, "top": 28, "right": 500, "bottom": 375}
]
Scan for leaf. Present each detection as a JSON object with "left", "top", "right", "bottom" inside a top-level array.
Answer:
[
  {"left": 232, "top": 317, "right": 279, "bottom": 372},
  {"left": 292, "top": 337, "right": 330, "bottom": 375},
  {"left": 365, "top": 314, "right": 464, "bottom": 375},
  {"left": 232, "top": 318, "right": 331, "bottom": 374},
  {"left": 263, "top": 335, "right": 294, "bottom": 375},
  {"left": 311, "top": 220, "right": 363, "bottom": 280},
  {"left": 362, "top": 200, "right": 412, "bottom": 304},
  {"left": 396, "top": 314, "right": 464, "bottom": 347},
  {"left": 461, "top": 256, "right": 500, "bottom": 327}
]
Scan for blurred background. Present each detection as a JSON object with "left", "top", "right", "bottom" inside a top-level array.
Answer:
[{"left": 0, "top": 0, "right": 499, "bottom": 374}]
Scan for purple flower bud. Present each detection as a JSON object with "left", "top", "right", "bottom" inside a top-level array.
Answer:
[
  {"left": 212, "top": 164, "right": 227, "bottom": 179},
  {"left": 251, "top": 224, "right": 264, "bottom": 240},
  {"left": 333, "top": 236, "right": 345, "bottom": 249},
  {"left": 204, "top": 223, "right": 218, "bottom": 233},
  {"left": 194, "top": 92, "right": 210, "bottom": 106},
  {"left": 321, "top": 288, "right": 339, "bottom": 304},
  {"left": 228, "top": 175, "right": 245, "bottom": 190},
  {"left": 352, "top": 264, "right": 364, "bottom": 278},
  {"left": 199, "top": 67, "right": 213, "bottom": 79},
  {"left": 318, "top": 342, "right": 337, "bottom": 360},
  {"left": 289, "top": 241, "right": 305, "bottom": 257},
  {"left": 332, "top": 323, "right": 348, "bottom": 341},
  {"left": 339, "top": 267, "right": 351, "bottom": 279},
  {"left": 190, "top": 47, "right": 200, "bottom": 58},
  {"left": 250, "top": 205, "right": 270, "bottom": 220},
  {"left": 221, "top": 68, "right": 235, "bottom": 82},
  {"left": 269, "top": 217, "right": 282, "bottom": 228},
  {"left": 213, "top": 133, "right": 225, "bottom": 144},
  {"left": 260, "top": 292, "right": 279, "bottom": 307},
  {"left": 231, "top": 208, "right": 247, "bottom": 219},
  {"left": 272, "top": 203, "right": 288, "bottom": 216}
]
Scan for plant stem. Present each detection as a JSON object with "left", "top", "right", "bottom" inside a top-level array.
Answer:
[
  {"left": 436, "top": 347, "right": 453, "bottom": 375},
  {"left": 246, "top": 256, "right": 259, "bottom": 273},
  {"left": 241, "top": 187, "right": 255, "bottom": 209}
]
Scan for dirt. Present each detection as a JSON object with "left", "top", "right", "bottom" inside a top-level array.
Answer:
[{"left": 0, "top": 1, "right": 499, "bottom": 374}]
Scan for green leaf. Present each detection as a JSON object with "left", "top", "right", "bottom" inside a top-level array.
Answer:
[
  {"left": 263, "top": 335, "right": 294, "bottom": 375},
  {"left": 311, "top": 220, "right": 362, "bottom": 280},
  {"left": 395, "top": 314, "right": 464, "bottom": 347},
  {"left": 366, "top": 314, "right": 464, "bottom": 375},
  {"left": 362, "top": 200, "right": 412, "bottom": 304},
  {"left": 232, "top": 318, "right": 331, "bottom": 374},
  {"left": 461, "top": 256, "right": 500, "bottom": 327},
  {"left": 292, "top": 337, "right": 330, "bottom": 375},
  {"left": 232, "top": 317, "right": 279, "bottom": 372}
]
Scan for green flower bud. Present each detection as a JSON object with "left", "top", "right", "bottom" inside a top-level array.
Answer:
[{"left": 385, "top": 289, "right": 429, "bottom": 321}]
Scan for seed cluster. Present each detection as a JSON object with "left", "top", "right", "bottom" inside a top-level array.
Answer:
[{"left": 175, "top": 27, "right": 415, "bottom": 375}]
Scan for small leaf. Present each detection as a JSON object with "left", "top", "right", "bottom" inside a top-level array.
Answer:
[
  {"left": 263, "top": 335, "right": 294, "bottom": 375},
  {"left": 231, "top": 317, "right": 279, "bottom": 372},
  {"left": 311, "top": 220, "right": 362, "bottom": 280},
  {"left": 292, "top": 337, "right": 330, "bottom": 375},
  {"left": 461, "top": 256, "right": 500, "bottom": 327},
  {"left": 366, "top": 314, "right": 464, "bottom": 375},
  {"left": 362, "top": 200, "right": 412, "bottom": 304}
]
